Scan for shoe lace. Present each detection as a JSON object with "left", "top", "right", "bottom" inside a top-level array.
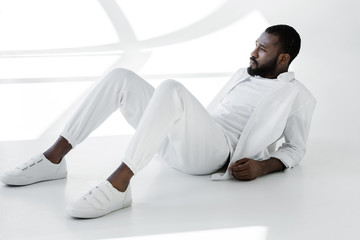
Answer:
[{"left": 17, "top": 156, "right": 44, "bottom": 171}]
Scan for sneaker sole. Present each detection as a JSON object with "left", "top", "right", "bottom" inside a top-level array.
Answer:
[
  {"left": 68, "top": 200, "right": 132, "bottom": 219},
  {"left": 0, "top": 173, "right": 67, "bottom": 186}
]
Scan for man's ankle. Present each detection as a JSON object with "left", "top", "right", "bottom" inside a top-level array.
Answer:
[
  {"left": 107, "top": 163, "right": 134, "bottom": 192},
  {"left": 107, "top": 178, "right": 129, "bottom": 192},
  {"left": 43, "top": 152, "right": 62, "bottom": 164},
  {"left": 43, "top": 136, "right": 72, "bottom": 164}
]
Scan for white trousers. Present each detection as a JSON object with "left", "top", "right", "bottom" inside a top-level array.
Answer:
[{"left": 61, "top": 68, "right": 230, "bottom": 175}]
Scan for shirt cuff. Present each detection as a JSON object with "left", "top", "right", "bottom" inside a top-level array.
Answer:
[{"left": 270, "top": 151, "right": 294, "bottom": 169}]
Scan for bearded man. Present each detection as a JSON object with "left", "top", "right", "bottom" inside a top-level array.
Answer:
[{"left": 1, "top": 24, "right": 316, "bottom": 219}]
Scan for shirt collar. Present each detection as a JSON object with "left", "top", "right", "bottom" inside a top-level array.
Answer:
[
  {"left": 239, "top": 69, "right": 295, "bottom": 83},
  {"left": 242, "top": 69, "right": 295, "bottom": 82},
  {"left": 277, "top": 71, "right": 295, "bottom": 82}
]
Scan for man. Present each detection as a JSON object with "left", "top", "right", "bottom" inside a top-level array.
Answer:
[{"left": 0, "top": 25, "right": 316, "bottom": 219}]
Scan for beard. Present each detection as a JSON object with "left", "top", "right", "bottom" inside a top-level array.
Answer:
[{"left": 247, "top": 55, "right": 279, "bottom": 78}]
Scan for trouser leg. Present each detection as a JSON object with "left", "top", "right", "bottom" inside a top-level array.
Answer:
[
  {"left": 61, "top": 68, "right": 154, "bottom": 147},
  {"left": 123, "top": 80, "right": 230, "bottom": 175}
]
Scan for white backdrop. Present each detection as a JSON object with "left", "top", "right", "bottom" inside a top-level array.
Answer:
[{"left": 0, "top": 0, "right": 269, "bottom": 141}]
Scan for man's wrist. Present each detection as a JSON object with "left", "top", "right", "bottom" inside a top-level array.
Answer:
[{"left": 260, "top": 157, "right": 286, "bottom": 176}]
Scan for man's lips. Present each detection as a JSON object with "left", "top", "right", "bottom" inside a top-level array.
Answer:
[{"left": 249, "top": 58, "right": 257, "bottom": 67}]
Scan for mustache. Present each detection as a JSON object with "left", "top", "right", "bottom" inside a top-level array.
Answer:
[{"left": 250, "top": 57, "right": 258, "bottom": 66}]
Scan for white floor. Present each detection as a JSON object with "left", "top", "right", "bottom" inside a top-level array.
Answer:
[{"left": 1, "top": 134, "right": 359, "bottom": 240}]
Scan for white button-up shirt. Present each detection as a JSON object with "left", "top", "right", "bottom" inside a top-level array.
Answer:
[
  {"left": 211, "top": 76, "right": 279, "bottom": 155},
  {"left": 208, "top": 68, "right": 316, "bottom": 180}
]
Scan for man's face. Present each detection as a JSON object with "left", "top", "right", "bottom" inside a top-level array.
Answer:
[{"left": 247, "top": 32, "right": 281, "bottom": 78}]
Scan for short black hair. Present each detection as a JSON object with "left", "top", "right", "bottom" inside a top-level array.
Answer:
[{"left": 265, "top": 24, "right": 301, "bottom": 64}]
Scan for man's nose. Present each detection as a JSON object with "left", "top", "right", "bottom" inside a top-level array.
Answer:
[{"left": 251, "top": 47, "right": 259, "bottom": 58}]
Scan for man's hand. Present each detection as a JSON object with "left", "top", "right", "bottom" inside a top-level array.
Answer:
[
  {"left": 229, "top": 158, "right": 264, "bottom": 181},
  {"left": 229, "top": 157, "right": 286, "bottom": 181}
]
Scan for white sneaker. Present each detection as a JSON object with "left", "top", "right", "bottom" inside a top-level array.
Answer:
[
  {"left": 68, "top": 181, "right": 132, "bottom": 219},
  {"left": 0, "top": 154, "right": 67, "bottom": 186}
]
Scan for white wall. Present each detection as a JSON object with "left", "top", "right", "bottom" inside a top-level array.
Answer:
[{"left": 0, "top": 0, "right": 359, "bottom": 159}]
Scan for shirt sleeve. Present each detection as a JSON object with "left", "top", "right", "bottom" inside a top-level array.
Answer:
[{"left": 270, "top": 91, "right": 316, "bottom": 168}]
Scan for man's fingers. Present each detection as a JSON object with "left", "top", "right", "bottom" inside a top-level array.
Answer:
[
  {"left": 229, "top": 158, "right": 249, "bottom": 170},
  {"left": 233, "top": 158, "right": 249, "bottom": 166},
  {"left": 231, "top": 162, "right": 248, "bottom": 172},
  {"left": 230, "top": 160, "right": 249, "bottom": 171},
  {"left": 232, "top": 171, "right": 247, "bottom": 178},
  {"left": 232, "top": 171, "right": 252, "bottom": 181},
  {"left": 230, "top": 158, "right": 259, "bottom": 181}
]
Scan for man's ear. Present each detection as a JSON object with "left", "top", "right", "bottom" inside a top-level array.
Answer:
[{"left": 278, "top": 53, "right": 290, "bottom": 65}]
